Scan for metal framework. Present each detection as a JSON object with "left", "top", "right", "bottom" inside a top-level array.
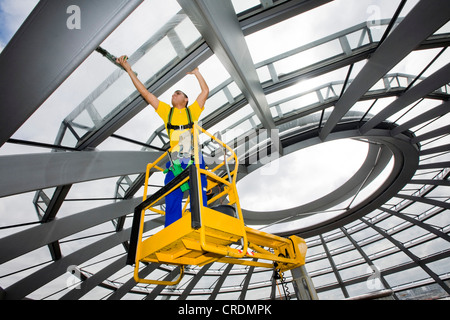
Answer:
[{"left": 0, "top": 0, "right": 449, "bottom": 300}]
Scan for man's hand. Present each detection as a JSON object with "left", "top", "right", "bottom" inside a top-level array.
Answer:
[
  {"left": 187, "top": 67, "right": 199, "bottom": 75},
  {"left": 116, "top": 55, "right": 132, "bottom": 73}
]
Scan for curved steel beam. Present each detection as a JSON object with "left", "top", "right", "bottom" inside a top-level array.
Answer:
[
  {"left": 2, "top": 216, "right": 163, "bottom": 300},
  {"left": 0, "top": 197, "right": 146, "bottom": 265},
  {"left": 287, "top": 134, "right": 420, "bottom": 238},
  {"left": 242, "top": 140, "right": 390, "bottom": 223}
]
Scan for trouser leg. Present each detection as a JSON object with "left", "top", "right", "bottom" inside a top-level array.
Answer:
[
  {"left": 163, "top": 154, "right": 207, "bottom": 227},
  {"left": 164, "top": 169, "right": 183, "bottom": 227}
]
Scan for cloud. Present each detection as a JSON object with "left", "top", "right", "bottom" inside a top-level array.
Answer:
[{"left": 0, "top": 0, "right": 39, "bottom": 47}]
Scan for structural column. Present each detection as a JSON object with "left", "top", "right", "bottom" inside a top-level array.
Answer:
[{"left": 290, "top": 265, "right": 319, "bottom": 300}]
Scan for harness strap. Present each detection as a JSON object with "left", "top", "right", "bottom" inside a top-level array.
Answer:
[{"left": 167, "top": 107, "right": 193, "bottom": 140}]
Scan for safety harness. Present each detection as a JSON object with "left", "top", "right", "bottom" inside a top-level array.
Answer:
[
  {"left": 166, "top": 106, "right": 193, "bottom": 142},
  {"left": 164, "top": 107, "right": 194, "bottom": 192}
]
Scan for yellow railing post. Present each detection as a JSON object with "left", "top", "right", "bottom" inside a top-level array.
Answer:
[{"left": 192, "top": 122, "right": 248, "bottom": 259}]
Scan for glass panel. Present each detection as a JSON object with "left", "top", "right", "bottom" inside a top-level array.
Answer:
[
  {"left": 327, "top": 236, "right": 353, "bottom": 252},
  {"left": 388, "top": 48, "right": 442, "bottom": 82},
  {"left": 396, "top": 282, "right": 449, "bottom": 300},
  {"left": 318, "top": 288, "right": 346, "bottom": 300},
  {"left": 435, "top": 20, "right": 450, "bottom": 35},
  {"left": 307, "top": 258, "right": 332, "bottom": 273},
  {"left": 388, "top": 98, "right": 442, "bottom": 125},
  {"left": 266, "top": 67, "right": 348, "bottom": 116},
  {"left": 384, "top": 266, "right": 429, "bottom": 287},
  {"left": 372, "top": 251, "right": 412, "bottom": 270},
  {"left": 311, "top": 272, "right": 338, "bottom": 288},
  {"left": 333, "top": 249, "right": 363, "bottom": 267},
  {"left": 174, "top": 17, "right": 202, "bottom": 48},
  {"left": 426, "top": 258, "right": 450, "bottom": 277},
  {"left": 422, "top": 48, "right": 450, "bottom": 78},
  {"left": 361, "top": 238, "right": 395, "bottom": 257},
  {"left": 247, "top": 286, "right": 272, "bottom": 300},
  {"left": 231, "top": 0, "right": 261, "bottom": 14},
  {"left": 424, "top": 209, "right": 450, "bottom": 229},
  {"left": 362, "top": 96, "right": 396, "bottom": 121},
  {"left": 349, "top": 226, "right": 378, "bottom": 243},
  {"left": 273, "top": 40, "right": 343, "bottom": 76},
  {"left": 409, "top": 237, "right": 450, "bottom": 258},
  {"left": 374, "top": 215, "right": 406, "bottom": 231},
  {"left": 347, "top": 279, "right": 384, "bottom": 297},
  {"left": 412, "top": 112, "right": 450, "bottom": 137},
  {"left": 246, "top": 0, "right": 400, "bottom": 64},
  {"left": 339, "top": 262, "right": 371, "bottom": 281}
]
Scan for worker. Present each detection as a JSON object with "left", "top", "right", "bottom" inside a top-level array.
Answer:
[{"left": 116, "top": 55, "right": 209, "bottom": 227}]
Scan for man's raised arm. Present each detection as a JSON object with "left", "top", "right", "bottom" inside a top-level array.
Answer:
[
  {"left": 116, "top": 55, "right": 159, "bottom": 110},
  {"left": 188, "top": 67, "right": 209, "bottom": 109}
]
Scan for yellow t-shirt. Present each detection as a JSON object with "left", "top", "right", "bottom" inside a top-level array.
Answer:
[{"left": 156, "top": 100, "right": 204, "bottom": 148}]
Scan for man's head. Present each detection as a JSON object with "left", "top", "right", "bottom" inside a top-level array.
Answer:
[{"left": 172, "top": 90, "right": 189, "bottom": 108}]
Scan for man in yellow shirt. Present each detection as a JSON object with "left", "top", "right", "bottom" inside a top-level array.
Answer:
[{"left": 117, "top": 55, "right": 209, "bottom": 227}]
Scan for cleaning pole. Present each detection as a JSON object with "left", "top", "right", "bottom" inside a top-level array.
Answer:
[{"left": 96, "top": 46, "right": 138, "bottom": 76}]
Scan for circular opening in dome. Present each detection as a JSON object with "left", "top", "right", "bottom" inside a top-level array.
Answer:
[{"left": 237, "top": 139, "right": 369, "bottom": 212}]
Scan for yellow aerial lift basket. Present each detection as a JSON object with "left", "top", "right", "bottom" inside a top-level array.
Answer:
[{"left": 126, "top": 123, "right": 307, "bottom": 286}]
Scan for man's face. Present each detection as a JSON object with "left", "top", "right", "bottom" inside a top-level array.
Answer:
[{"left": 172, "top": 90, "right": 188, "bottom": 107}]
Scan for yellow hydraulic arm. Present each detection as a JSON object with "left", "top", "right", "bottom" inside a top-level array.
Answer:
[{"left": 127, "top": 123, "right": 307, "bottom": 286}]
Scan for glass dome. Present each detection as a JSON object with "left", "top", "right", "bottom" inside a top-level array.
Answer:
[{"left": 0, "top": 0, "right": 449, "bottom": 301}]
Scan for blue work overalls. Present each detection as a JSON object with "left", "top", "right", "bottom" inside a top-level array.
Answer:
[{"left": 163, "top": 154, "right": 208, "bottom": 227}]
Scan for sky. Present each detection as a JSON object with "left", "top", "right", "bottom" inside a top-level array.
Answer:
[{"left": 0, "top": 0, "right": 38, "bottom": 53}]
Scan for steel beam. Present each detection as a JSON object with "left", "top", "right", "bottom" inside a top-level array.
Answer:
[
  {"left": 107, "top": 263, "right": 159, "bottom": 300},
  {"left": 391, "top": 100, "right": 450, "bottom": 137},
  {"left": 239, "top": 264, "right": 256, "bottom": 300},
  {"left": 177, "top": 0, "right": 282, "bottom": 155},
  {"left": 362, "top": 63, "right": 450, "bottom": 135},
  {"left": 397, "top": 194, "right": 450, "bottom": 210},
  {"left": 320, "top": 235, "right": 349, "bottom": 298},
  {"left": 320, "top": 0, "right": 450, "bottom": 141},
  {"left": 240, "top": 0, "right": 333, "bottom": 36},
  {"left": 382, "top": 207, "right": 450, "bottom": 242},
  {"left": 1, "top": 217, "right": 162, "bottom": 300},
  {"left": 208, "top": 264, "right": 233, "bottom": 300},
  {"left": 362, "top": 217, "right": 450, "bottom": 296},
  {"left": 178, "top": 264, "right": 212, "bottom": 300},
  {"left": 60, "top": 256, "right": 127, "bottom": 300},
  {"left": 341, "top": 227, "right": 395, "bottom": 299},
  {"left": 0, "top": 197, "right": 146, "bottom": 265},
  {"left": 0, "top": 0, "right": 143, "bottom": 147},
  {"left": 0, "top": 151, "right": 162, "bottom": 198}
]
